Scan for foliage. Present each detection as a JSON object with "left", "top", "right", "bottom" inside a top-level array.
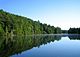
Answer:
[
  {"left": 62, "top": 30, "right": 68, "bottom": 33},
  {"left": 68, "top": 28, "right": 80, "bottom": 34},
  {"left": 0, "top": 9, "right": 61, "bottom": 35}
]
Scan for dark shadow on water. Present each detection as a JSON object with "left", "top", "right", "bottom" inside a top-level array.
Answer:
[
  {"left": 68, "top": 34, "right": 80, "bottom": 40},
  {"left": 0, "top": 35, "right": 62, "bottom": 57},
  {"left": 0, "top": 34, "right": 80, "bottom": 57}
]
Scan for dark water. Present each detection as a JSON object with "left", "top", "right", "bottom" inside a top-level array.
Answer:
[{"left": 0, "top": 34, "right": 80, "bottom": 57}]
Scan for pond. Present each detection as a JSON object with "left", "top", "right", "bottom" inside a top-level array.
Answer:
[{"left": 0, "top": 34, "right": 80, "bottom": 57}]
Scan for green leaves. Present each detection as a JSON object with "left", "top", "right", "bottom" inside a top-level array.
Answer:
[
  {"left": 68, "top": 28, "right": 80, "bottom": 34},
  {"left": 0, "top": 9, "right": 62, "bottom": 36}
]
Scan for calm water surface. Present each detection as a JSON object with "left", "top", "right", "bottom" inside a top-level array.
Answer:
[{"left": 0, "top": 34, "right": 80, "bottom": 57}]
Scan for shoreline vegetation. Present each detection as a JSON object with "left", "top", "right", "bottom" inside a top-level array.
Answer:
[
  {"left": 68, "top": 28, "right": 80, "bottom": 34},
  {"left": 0, "top": 9, "right": 61, "bottom": 36},
  {"left": 0, "top": 9, "right": 80, "bottom": 36}
]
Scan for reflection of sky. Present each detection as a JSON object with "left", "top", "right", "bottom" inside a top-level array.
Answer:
[
  {"left": 11, "top": 37, "right": 80, "bottom": 57},
  {"left": 0, "top": 0, "right": 80, "bottom": 30}
]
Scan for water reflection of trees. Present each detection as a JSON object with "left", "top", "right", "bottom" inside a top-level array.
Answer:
[
  {"left": 68, "top": 35, "right": 80, "bottom": 40},
  {"left": 0, "top": 35, "right": 61, "bottom": 57}
]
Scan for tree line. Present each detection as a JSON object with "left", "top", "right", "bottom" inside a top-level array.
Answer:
[
  {"left": 68, "top": 28, "right": 80, "bottom": 34},
  {"left": 0, "top": 9, "right": 61, "bottom": 36}
]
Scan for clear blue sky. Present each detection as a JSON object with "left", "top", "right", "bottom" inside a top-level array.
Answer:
[{"left": 0, "top": 0, "right": 80, "bottom": 30}]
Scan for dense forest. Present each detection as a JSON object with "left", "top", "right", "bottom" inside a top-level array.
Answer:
[
  {"left": 62, "top": 30, "right": 68, "bottom": 33},
  {"left": 68, "top": 28, "right": 80, "bottom": 34},
  {"left": 0, "top": 9, "right": 61, "bottom": 36}
]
